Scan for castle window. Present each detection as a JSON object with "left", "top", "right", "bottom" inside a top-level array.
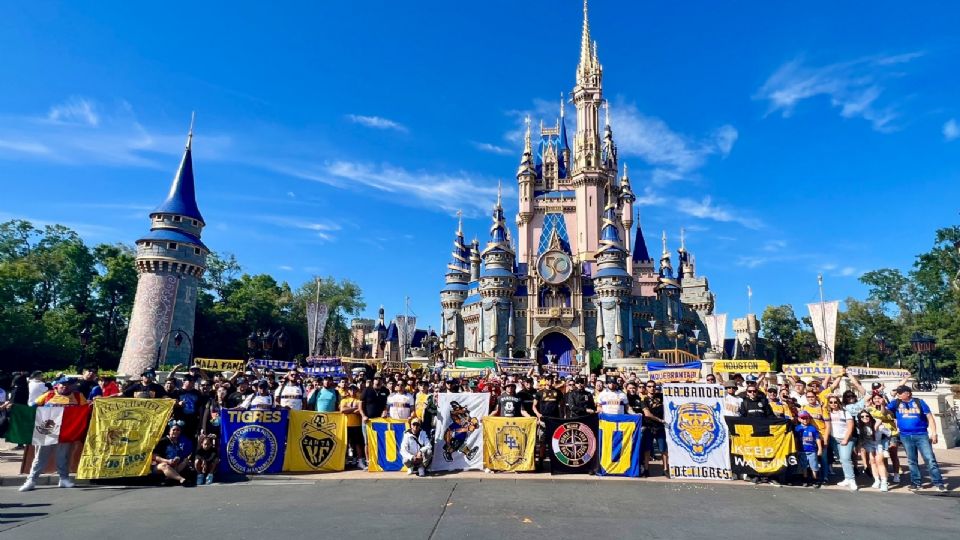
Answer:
[
  {"left": 173, "top": 216, "right": 182, "bottom": 222},
  {"left": 168, "top": 242, "right": 178, "bottom": 250},
  {"left": 191, "top": 220, "right": 198, "bottom": 226},
  {"left": 143, "top": 242, "right": 151, "bottom": 248},
  {"left": 194, "top": 248, "right": 201, "bottom": 255}
]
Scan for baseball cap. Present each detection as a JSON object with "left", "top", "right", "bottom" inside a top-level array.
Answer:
[
  {"left": 724, "top": 380, "right": 738, "bottom": 389},
  {"left": 871, "top": 382, "right": 882, "bottom": 389},
  {"left": 54, "top": 376, "right": 77, "bottom": 386},
  {"left": 141, "top": 369, "right": 157, "bottom": 379},
  {"left": 798, "top": 411, "right": 812, "bottom": 419},
  {"left": 894, "top": 385, "right": 912, "bottom": 394}
]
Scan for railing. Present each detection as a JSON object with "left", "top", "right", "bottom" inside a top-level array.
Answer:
[
  {"left": 655, "top": 348, "right": 700, "bottom": 364},
  {"left": 533, "top": 307, "right": 575, "bottom": 319}
]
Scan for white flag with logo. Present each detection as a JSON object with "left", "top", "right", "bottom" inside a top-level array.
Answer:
[
  {"left": 33, "top": 407, "right": 64, "bottom": 447},
  {"left": 431, "top": 393, "right": 489, "bottom": 471}
]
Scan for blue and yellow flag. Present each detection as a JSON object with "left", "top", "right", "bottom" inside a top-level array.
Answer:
[
  {"left": 365, "top": 418, "right": 407, "bottom": 472},
  {"left": 597, "top": 413, "right": 642, "bottom": 477},
  {"left": 219, "top": 409, "right": 289, "bottom": 475},
  {"left": 482, "top": 416, "right": 537, "bottom": 472},
  {"left": 283, "top": 411, "right": 347, "bottom": 472}
]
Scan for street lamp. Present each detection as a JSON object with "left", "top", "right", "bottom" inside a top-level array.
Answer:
[
  {"left": 248, "top": 329, "right": 287, "bottom": 360},
  {"left": 155, "top": 328, "right": 193, "bottom": 369},
  {"left": 79, "top": 326, "right": 91, "bottom": 363},
  {"left": 910, "top": 332, "right": 938, "bottom": 391},
  {"left": 605, "top": 341, "right": 612, "bottom": 362}
]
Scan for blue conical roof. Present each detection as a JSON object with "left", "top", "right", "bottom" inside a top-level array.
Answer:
[
  {"left": 633, "top": 219, "right": 651, "bottom": 262},
  {"left": 153, "top": 132, "right": 204, "bottom": 224}
]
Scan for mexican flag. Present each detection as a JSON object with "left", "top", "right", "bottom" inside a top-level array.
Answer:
[{"left": 5, "top": 404, "right": 92, "bottom": 446}]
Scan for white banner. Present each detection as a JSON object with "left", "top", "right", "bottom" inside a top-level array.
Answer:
[
  {"left": 663, "top": 384, "right": 732, "bottom": 480},
  {"left": 431, "top": 393, "right": 489, "bottom": 471},
  {"left": 307, "top": 302, "right": 330, "bottom": 356},
  {"left": 396, "top": 315, "right": 418, "bottom": 352},
  {"left": 807, "top": 300, "right": 839, "bottom": 364},
  {"left": 704, "top": 313, "right": 727, "bottom": 353}
]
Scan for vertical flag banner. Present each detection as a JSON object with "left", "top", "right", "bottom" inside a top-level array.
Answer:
[
  {"left": 663, "top": 384, "right": 732, "bottom": 480},
  {"left": 482, "top": 416, "right": 537, "bottom": 472},
  {"left": 597, "top": 413, "right": 643, "bottom": 477},
  {"left": 5, "top": 404, "right": 91, "bottom": 446},
  {"left": 725, "top": 417, "right": 802, "bottom": 477},
  {"left": 544, "top": 414, "right": 599, "bottom": 475},
  {"left": 704, "top": 313, "right": 727, "bottom": 354},
  {"left": 220, "top": 409, "right": 289, "bottom": 475},
  {"left": 283, "top": 411, "right": 347, "bottom": 472},
  {"left": 431, "top": 393, "right": 489, "bottom": 472},
  {"left": 807, "top": 300, "right": 839, "bottom": 364},
  {"left": 366, "top": 418, "right": 408, "bottom": 472},
  {"left": 78, "top": 398, "right": 175, "bottom": 479}
]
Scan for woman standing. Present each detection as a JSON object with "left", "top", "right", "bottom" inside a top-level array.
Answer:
[
  {"left": 867, "top": 393, "right": 901, "bottom": 484},
  {"left": 856, "top": 411, "right": 890, "bottom": 491},
  {"left": 825, "top": 396, "right": 857, "bottom": 491},
  {"left": 200, "top": 385, "right": 229, "bottom": 438}
]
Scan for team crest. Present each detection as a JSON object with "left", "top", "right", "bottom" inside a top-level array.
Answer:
[
  {"left": 668, "top": 401, "right": 725, "bottom": 464},
  {"left": 299, "top": 414, "right": 337, "bottom": 469},
  {"left": 227, "top": 425, "right": 279, "bottom": 473},
  {"left": 494, "top": 423, "right": 527, "bottom": 466},
  {"left": 551, "top": 421, "right": 596, "bottom": 467}
]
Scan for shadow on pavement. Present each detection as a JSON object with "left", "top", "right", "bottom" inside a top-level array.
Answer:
[{"left": 0, "top": 503, "right": 51, "bottom": 525}]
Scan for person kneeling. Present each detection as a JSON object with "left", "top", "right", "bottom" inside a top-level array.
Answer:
[
  {"left": 400, "top": 418, "right": 432, "bottom": 477},
  {"left": 194, "top": 434, "right": 220, "bottom": 485}
]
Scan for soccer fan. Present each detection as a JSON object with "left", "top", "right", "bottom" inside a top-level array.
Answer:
[
  {"left": 563, "top": 378, "right": 595, "bottom": 418},
  {"left": 641, "top": 383, "right": 668, "bottom": 477},
  {"left": 801, "top": 390, "right": 830, "bottom": 481},
  {"left": 795, "top": 411, "right": 823, "bottom": 488},
  {"left": 722, "top": 381, "right": 742, "bottom": 416},
  {"left": 624, "top": 381, "right": 644, "bottom": 415},
  {"left": 493, "top": 383, "right": 529, "bottom": 417},
  {"left": 339, "top": 384, "right": 366, "bottom": 469},
  {"left": 825, "top": 395, "right": 857, "bottom": 491},
  {"left": 866, "top": 393, "right": 901, "bottom": 484},
  {"left": 122, "top": 369, "right": 167, "bottom": 399},
  {"left": 856, "top": 410, "right": 890, "bottom": 492},
  {"left": 241, "top": 380, "right": 275, "bottom": 410},
  {"left": 886, "top": 385, "right": 947, "bottom": 492},
  {"left": 312, "top": 376, "right": 340, "bottom": 413},
  {"left": 275, "top": 370, "right": 305, "bottom": 410},
  {"left": 400, "top": 417, "right": 432, "bottom": 477},
  {"left": 174, "top": 375, "right": 206, "bottom": 439},
  {"left": 387, "top": 381, "right": 415, "bottom": 420},
  {"left": 152, "top": 421, "right": 194, "bottom": 487},
  {"left": 597, "top": 378, "right": 628, "bottom": 415},
  {"left": 200, "top": 385, "right": 229, "bottom": 438},
  {"left": 18, "top": 377, "right": 87, "bottom": 492},
  {"left": 738, "top": 381, "right": 773, "bottom": 417}
]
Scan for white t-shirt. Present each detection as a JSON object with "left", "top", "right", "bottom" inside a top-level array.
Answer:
[
  {"left": 829, "top": 409, "right": 852, "bottom": 439},
  {"left": 723, "top": 394, "right": 743, "bottom": 417},
  {"left": 28, "top": 380, "right": 48, "bottom": 403},
  {"left": 597, "top": 390, "right": 627, "bottom": 415},
  {"left": 387, "top": 393, "right": 414, "bottom": 420},
  {"left": 275, "top": 383, "right": 304, "bottom": 410},
  {"left": 242, "top": 393, "right": 274, "bottom": 410}
]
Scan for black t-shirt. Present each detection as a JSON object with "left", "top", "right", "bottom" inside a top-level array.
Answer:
[
  {"left": 76, "top": 378, "right": 96, "bottom": 399},
  {"left": 498, "top": 395, "right": 523, "bottom": 417},
  {"left": 361, "top": 387, "right": 388, "bottom": 418},
  {"left": 195, "top": 445, "right": 218, "bottom": 463},
  {"left": 226, "top": 390, "right": 251, "bottom": 408},
  {"left": 626, "top": 393, "right": 644, "bottom": 415},
  {"left": 564, "top": 389, "right": 595, "bottom": 418},
  {"left": 175, "top": 389, "right": 207, "bottom": 420},
  {"left": 642, "top": 394, "right": 665, "bottom": 433},
  {"left": 515, "top": 389, "right": 535, "bottom": 416},
  {"left": 122, "top": 382, "right": 167, "bottom": 399},
  {"left": 535, "top": 388, "right": 562, "bottom": 417}
]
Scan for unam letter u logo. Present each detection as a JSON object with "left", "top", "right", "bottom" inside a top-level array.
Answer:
[
  {"left": 668, "top": 401, "right": 725, "bottom": 464},
  {"left": 371, "top": 421, "right": 405, "bottom": 471}
]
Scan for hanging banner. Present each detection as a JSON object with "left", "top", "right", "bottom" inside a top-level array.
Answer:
[
  {"left": 194, "top": 358, "right": 246, "bottom": 372},
  {"left": 482, "top": 416, "right": 537, "bottom": 472},
  {"left": 544, "top": 414, "right": 599, "bottom": 475},
  {"left": 663, "top": 384, "right": 732, "bottom": 480},
  {"left": 807, "top": 300, "right": 839, "bottom": 364},
  {"left": 704, "top": 313, "right": 727, "bottom": 354},
  {"left": 782, "top": 363, "right": 844, "bottom": 377},
  {"left": 253, "top": 359, "right": 298, "bottom": 371},
  {"left": 597, "top": 413, "right": 643, "bottom": 477},
  {"left": 431, "top": 393, "right": 489, "bottom": 472},
  {"left": 366, "top": 418, "right": 408, "bottom": 472},
  {"left": 78, "top": 398, "right": 175, "bottom": 480},
  {"left": 712, "top": 360, "right": 770, "bottom": 373},
  {"left": 845, "top": 366, "right": 910, "bottom": 378},
  {"left": 726, "top": 417, "right": 802, "bottom": 477},
  {"left": 647, "top": 360, "right": 701, "bottom": 382},
  {"left": 219, "top": 410, "right": 289, "bottom": 475},
  {"left": 307, "top": 302, "right": 330, "bottom": 356},
  {"left": 283, "top": 411, "right": 347, "bottom": 472}
]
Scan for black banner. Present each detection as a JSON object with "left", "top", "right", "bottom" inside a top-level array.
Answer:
[
  {"left": 725, "top": 417, "right": 802, "bottom": 477},
  {"left": 544, "top": 415, "right": 599, "bottom": 475}
]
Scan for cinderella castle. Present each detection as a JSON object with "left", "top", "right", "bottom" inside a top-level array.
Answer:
[{"left": 440, "top": 2, "right": 716, "bottom": 368}]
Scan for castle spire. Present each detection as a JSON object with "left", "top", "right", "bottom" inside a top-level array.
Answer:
[
  {"left": 579, "top": 0, "right": 592, "bottom": 78},
  {"left": 153, "top": 115, "right": 204, "bottom": 224}
]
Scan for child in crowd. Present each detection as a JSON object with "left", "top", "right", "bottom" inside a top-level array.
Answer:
[
  {"left": 194, "top": 434, "right": 219, "bottom": 485},
  {"left": 795, "top": 411, "right": 823, "bottom": 488}
]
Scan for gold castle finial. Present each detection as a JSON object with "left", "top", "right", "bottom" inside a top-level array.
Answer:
[
  {"left": 457, "top": 209, "right": 463, "bottom": 234},
  {"left": 187, "top": 111, "right": 196, "bottom": 148},
  {"left": 579, "top": 0, "right": 592, "bottom": 74}
]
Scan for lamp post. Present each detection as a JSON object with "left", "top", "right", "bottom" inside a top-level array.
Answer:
[
  {"left": 79, "top": 326, "right": 91, "bottom": 364},
  {"left": 605, "top": 341, "right": 612, "bottom": 362},
  {"left": 247, "top": 328, "right": 287, "bottom": 360},
  {"left": 671, "top": 323, "right": 680, "bottom": 350},
  {"left": 910, "top": 332, "right": 938, "bottom": 391},
  {"left": 155, "top": 328, "right": 193, "bottom": 369}
]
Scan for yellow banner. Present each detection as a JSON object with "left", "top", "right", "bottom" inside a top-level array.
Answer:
[
  {"left": 649, "top": 369, "right": 701, "bottom": 383},
  {"left": 365, "top": 418, "right": 408, "bottom": 472},
  {"left": 482, "top": 417, "right": 537, "bottom": 472},
  {"left": 283, "top": 411, "right": 347, "bottom": 472},
  {"left": 782, "top": 363, "right": 844, "bottom": 377},
  {"left": 194, "top": 358, "right": 246, "bottom": 372},
  {"left": 845, "top": 366, "right": 910, "bottom": 378},
  {"left": 713, "top": 360, "right": 771, "bottom": 373},
  {"left": 77, "top": 398, "right": 175, "bottom": 479}
]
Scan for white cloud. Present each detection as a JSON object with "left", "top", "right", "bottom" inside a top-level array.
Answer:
[
  {"left": 762, "top": 240, "right": 787, "bottom": 252},
  {"left": 471, "top": 141, "right": 513, "bottom": 155},
  {"left": 675, "top": 196, "right": 763, "bottom": 229},
  {"left": 252, "top": 215, "right": 341, "bottom": 242},
  {"left": 345, "top": 114, "right": 407, "bottom": 132},
  {"left": 278, "top": 265, "right": 294, "bottom": 271},
  {"left": 47, "top": 97, "right": 99, "bottom": 126},
  {"left": 0, "top": 139, "right": 51, "bottom": 155},
  {"left": 756, "top": 52, "right": 923, "bottom": 133},
  {"left": 944, "top": 118, "right": 959, "bottom": 141},
  {"left": 839, "top": 266, "right": 857, "bottom": 277}
]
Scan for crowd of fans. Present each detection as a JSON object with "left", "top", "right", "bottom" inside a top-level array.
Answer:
[{"left": 0, "top": 362, "right": 949, "bottom": 493}]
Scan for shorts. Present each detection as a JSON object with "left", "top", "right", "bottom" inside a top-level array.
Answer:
[
  {"left": 642, "top": 432, "right": 667, "bottom": 454},
  {"left": 347, "top": 426, "right": 364, "bottom": 447},
  {"left": 861, "top": 440, "right": 878, "bottom": 454},
  {"left": 803, "top": 452, "right": 820, "bottom": 472}
]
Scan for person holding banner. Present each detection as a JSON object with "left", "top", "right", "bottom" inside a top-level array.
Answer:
[
  {"left": 641, "top": 383, "right": 668, "bottom": 477},
  {"left": 400, "top": 417, "right": 432, "bottom": 477},
  {"left": 340, "top": 384, "right": 367, "bottom": 469},
  {"left": 19, "top": 377, "right": 88, "bottom": 492},
  {"left": 241, "top": 380, "right": 276, "bottom": 410}
]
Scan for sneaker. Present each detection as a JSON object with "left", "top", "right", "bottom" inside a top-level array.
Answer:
[
  {"left": 359, "top": 459, "right": 368, "bottom": 471},
  {"left": 58, "top": 477, "right": 75, "bottom": 488},
  {"left": 18, "top": 480, "right": 36, "bottom": 492},
  {"left": 847, "top": 481, "right": 858, "bottom": 492},
  {"left": 406, "top": 468, "right": 416, "bottom": 475},
  {"left": 892, "top": 473, "right": 901, "bottom": 484},
  {"left": 871, "top": 479, "right": 881, "bottom": 489},
  {"left": 769, "top": 478, "right": 781, "bottom": 487},
  {"left": 936, "top": 485, "right": 948, "bottom": 493},
  {"left": 908, "top": 484, "right": 921, "bottom": 492},
  {"left": 836, "top": 479, "right": 849, "bottom": 487},
  {"left": 880, "top": 481, "right": 889, "bottom": 492},
  {"left": 417, "top": 467, "right": 426, "bottom": 477},
  {"left": 803, "top": 481, "right": 812, "bottom": 488},
  {"left": 206, "top": 474, "right": 216, "bottom": 485},
  {"left": 814, "top": 483, "right": 822, "bottom": 489}
]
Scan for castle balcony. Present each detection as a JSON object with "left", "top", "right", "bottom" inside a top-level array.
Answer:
[{"left": 533, "top": 307, "right": 575, "bottom": 321}]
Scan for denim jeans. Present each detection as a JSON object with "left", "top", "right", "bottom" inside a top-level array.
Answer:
[
  {"left": 828, "top": 436, "right": 855, "bottom": 481},
  {"left": 900, "top": 433, "right": 945, "bottom": 487},
  {"left": 819, "top": 439, "right": 832, "bottom": 480}
]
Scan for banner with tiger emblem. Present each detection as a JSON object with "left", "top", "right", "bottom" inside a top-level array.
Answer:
[
  {"left": 219, "top": 410, "right": 289, "bottom": 475},
  {"left": 482, "top": 416, "right": 536, "bottom": 472},
  {"left": 663, "top": 384, "right": 732, "bottom": 480}
]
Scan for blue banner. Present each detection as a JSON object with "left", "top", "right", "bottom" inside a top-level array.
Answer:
[
  {"left": 253, "top": 359, "right": 298, "bottom": 371},
  {"left": 597, "top": 413, "right": 643, "bottom": 477},
  {"left": 220, "top": 409, "right": 289, "bottom": 475},
  {"left": 647, "top": 360, "right": 702, "bottom": 372}
]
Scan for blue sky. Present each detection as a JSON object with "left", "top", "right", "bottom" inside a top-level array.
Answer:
[{"left": 1, "top": 1, "right": 959, "bottom": 335}]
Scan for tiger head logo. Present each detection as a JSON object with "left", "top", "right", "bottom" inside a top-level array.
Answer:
[
  {"left": 238, "top": 436, "right": 266, "bottom": 467},
  {"left": 668, "top": 401, "right": 725, "bottom": 464}
]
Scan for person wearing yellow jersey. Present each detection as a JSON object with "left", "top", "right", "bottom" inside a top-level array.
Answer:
[
  {"left": 867, "top": 393, "right": 901, "bottom": 484},
  {"left": 801, "top": 390, "right": 830, "bottom": 482},
  {"left": 766, "top": 387, "right": 787, "bottom": 418},
  {"left": 339, "top": 384, "right": 366, "bottom": 470}
]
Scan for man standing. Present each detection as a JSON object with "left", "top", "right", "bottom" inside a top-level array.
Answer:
[
  {"left": 597, "top": 378, "right": 628, "bottom": 415},
  {"left": 314, "top": 376, "right": 340, "bottom": 413},
  {"left": 387, "top": 381, "right": 415, "bottom": 420},
  {"left": 563, "top": 378, "right": 595, "bottom": 418},
  {"left": 19, "top": 378, "right": 87, "bottom": 492},
  {"left": 274, "top": 370, "right": 305, "bottom": 410},
  {"left": 75, "top": 366, "right": 98, "bottom": 400},
  {"left": 722, "top": 381, "right": 743, "bottom": 417},
  {"left": 887, "top": 385, "right": 947, "bottom": 492},
  {"left": 493, "top": 383, "right": 529, "bottom": 417},
  {"left": 624, "top": 382, "right": 644, "bottom": 415},
  {"left": 174, "top": 375, "right": 206, "bottom": 439},
  {"left": 641, "top": 382, "right": 668, "bottom": 477},
  {"left": 122, "top": 369, "right": 167, "bottom": 399},
  {"left": 739, "top": 381, "right": 774, "bottom": 418}
]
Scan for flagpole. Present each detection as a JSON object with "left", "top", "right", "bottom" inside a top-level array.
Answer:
[{"left": 817, "top": 273, "right": 829, "bottom": 362}]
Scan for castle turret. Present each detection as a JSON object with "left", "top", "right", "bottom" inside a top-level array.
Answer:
[
  {"left": 479, "top": 186, "right": 518, "bottom": 357},
  {"left": 118, "top": 119, "right": 207, "bottom": 376},
  {"left": 440, "top": 212, "right": 470, "bottom": 359},
  {"left": 593, "top": 184, "right": 631, "bottom": 358},
  {"left": 469, "top": 238, "right": 481, "bottom": 282},
  {"left": 517, "top": 117, "right": 536, "bottom": 257}
]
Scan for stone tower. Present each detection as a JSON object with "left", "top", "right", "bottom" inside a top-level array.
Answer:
[
  {"left": 440, "top": 213, "right": 470, "bottom": 360},
  {"left": 479, "top": 188, "right": 518, "bottom": 358},
  {"left": 118, "top": 121, "right": 208, "bottom": 376}
]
